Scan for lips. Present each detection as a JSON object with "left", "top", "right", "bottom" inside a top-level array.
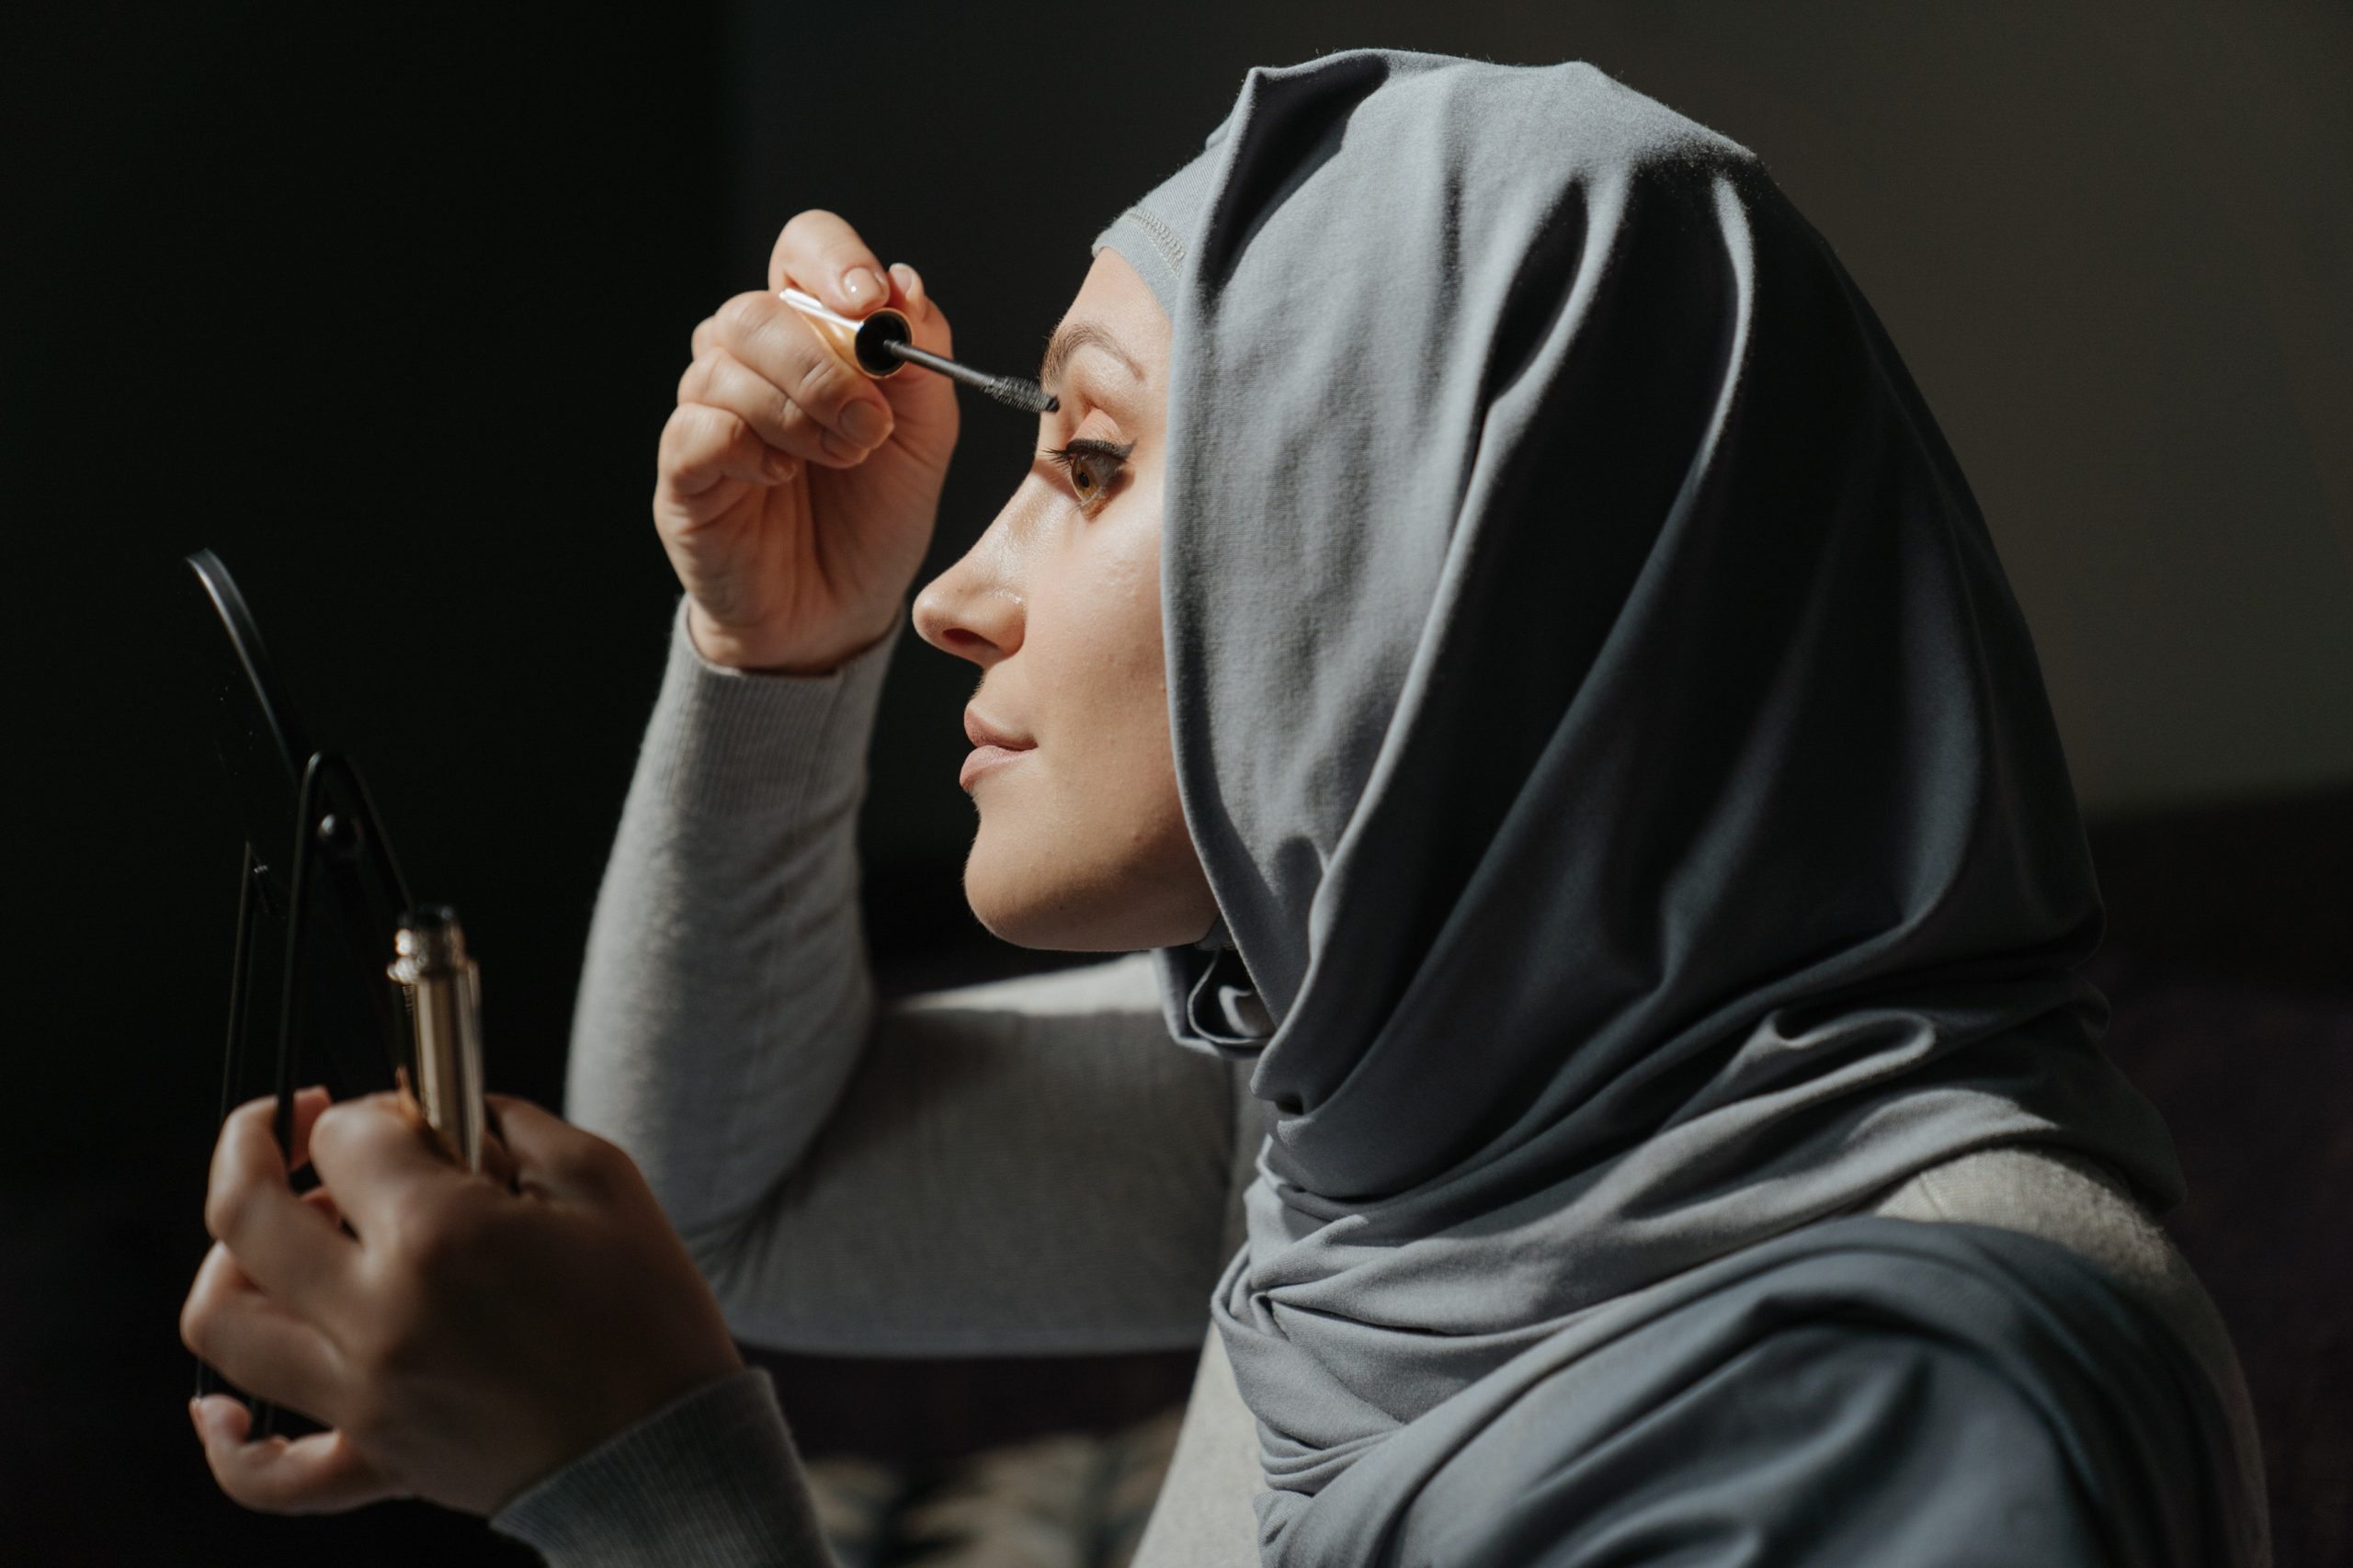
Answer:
[
  {"left": 961, "top": 706, "right": 1036, "bottom": 793},
  {"left": 963, "top": 707, "right": 1035, "bottom": 752}
]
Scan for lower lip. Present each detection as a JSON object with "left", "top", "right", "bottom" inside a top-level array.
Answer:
[{"left": 960, "top": 744, "right": 1032, "bottom": 791}]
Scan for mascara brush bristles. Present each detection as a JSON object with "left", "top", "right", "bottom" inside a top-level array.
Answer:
[{"left": 886, "top": 340, "right": 1060, "bottom": 415}]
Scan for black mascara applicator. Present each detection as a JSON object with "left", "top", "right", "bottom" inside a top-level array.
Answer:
[{"left": 779, "top": 287, "right": 1059, "bottom": 415}]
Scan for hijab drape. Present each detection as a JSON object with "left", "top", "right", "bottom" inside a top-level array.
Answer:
[{"left": 1097, "top": 50, "right": 2251, "bottom": 1566}]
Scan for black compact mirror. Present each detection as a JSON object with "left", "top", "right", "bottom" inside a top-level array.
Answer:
[{"left": 185, "top": 548, "right": 418, "bottom": 1434}]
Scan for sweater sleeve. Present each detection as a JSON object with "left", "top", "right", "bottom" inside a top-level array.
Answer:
[
  {"left": 565, "top": 601, "right": 1249, "bottom": 1354},
  {"left": 488, "top": 1367, "right": 837, "bottom": 1567},
  {"left": 564, "top": 597, "right": 902, "bottom": 1244}
]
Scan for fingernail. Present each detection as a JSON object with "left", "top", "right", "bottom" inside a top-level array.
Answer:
[
  {"left": 762, "top": 449, "right": 798, "bottom": 483},
  {"left": 889, "top": 263, "right": 919, "bottom": 301},
  {"left": 839, "top": 400, "right": 891, "bottom": 447},
  {"left": 188, "top": 1397, "right": 203, "bottom": 1439},
  {"left": 819, "top": 427, "right": 866, "bottom": 463},
  {"left": 841, "top": 267, "right": 883, "bottom": 310}
]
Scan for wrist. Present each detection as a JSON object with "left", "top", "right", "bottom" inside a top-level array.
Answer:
[{"left": 687, "top": 601, "right": 898, "bottom": 676}]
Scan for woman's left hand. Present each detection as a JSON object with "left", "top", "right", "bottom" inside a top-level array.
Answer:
[{"left": 180, "top": 1085, "right": 745, "bottom": 1517}]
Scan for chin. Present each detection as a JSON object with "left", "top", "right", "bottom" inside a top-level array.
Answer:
[
  {"left": 961, "top": 825, "right": 1201, "bottom": 954},
  {"left": 963, "top": 864, "right": 1123, "bottom": 951}
]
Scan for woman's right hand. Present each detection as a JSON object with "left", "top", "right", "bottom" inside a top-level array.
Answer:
[{"left": 655, "top": 210, "right": 961, "bottom": 674}]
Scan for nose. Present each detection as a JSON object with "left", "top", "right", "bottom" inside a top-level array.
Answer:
[{"left": 912, "top": 533, "right": 1024, "bottom": 666}]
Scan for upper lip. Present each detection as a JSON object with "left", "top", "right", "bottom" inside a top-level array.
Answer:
[{"left": 963, "top": 707, "right": 1036, "bottom": 752}]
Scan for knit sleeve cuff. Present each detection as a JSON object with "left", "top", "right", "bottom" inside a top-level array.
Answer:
[
  {"left": 641, "top": 597, "right": 904, "bottom": 818},
  {"left": 490, "top": 1366, "right": 836, "bottom": 1567}
]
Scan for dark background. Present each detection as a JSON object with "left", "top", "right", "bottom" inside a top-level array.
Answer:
[{"left": 4, "top": 2, "right": 2347, "bottom": 1562}]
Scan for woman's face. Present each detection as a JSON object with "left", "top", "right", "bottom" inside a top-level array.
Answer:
[{"left": 912, "top": 249, "right": 1218, "bottom": 952}]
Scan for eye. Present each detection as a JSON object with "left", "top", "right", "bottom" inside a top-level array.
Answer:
[{"left": 1043, "top": 437, "right": 1134, "bottom": 510}]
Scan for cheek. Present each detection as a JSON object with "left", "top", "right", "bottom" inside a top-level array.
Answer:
[
  {"left": 1017, "top": 531, "right": 1178, "bottom": 838},
  {"left": 1030, "top": 535, "right": 1165, "bottom": 741}
]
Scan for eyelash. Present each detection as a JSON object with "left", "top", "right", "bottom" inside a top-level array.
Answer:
[{"left": 1042, "top": 437, "right": 1134, "bottom": 511}]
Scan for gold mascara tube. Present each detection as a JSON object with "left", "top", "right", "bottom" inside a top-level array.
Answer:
[{"left": 387, "top": 905, "right": 487, "bottom": 1175}]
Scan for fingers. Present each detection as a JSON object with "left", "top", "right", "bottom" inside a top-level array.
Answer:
[
  {"left": 205, "top": 1093, "right": 358, "bottom": 1319},
  {"left": 769, "top": 207, "right": 889, "bottom": 317},
  {"left": 677, "top": 346, "right": 874, "bottom": 467},
  {"left": 189, "top": 1396, "right": 403, "bottom": 1516},
  {"left": 658, "top": 402, "right": 791, "bottom": 508},
  {"left": 886, "top": 263, "right": 927, "bottom": 323},
  {"left": 180, "top": 1240, "right": 345, "bottom": 1423},
  {"left": 701, "top": 290, "right": 894, "bottom": 462},
  {"left": 885, "top": 262, "right": 952, "bottom": 357},
  {"left": 483, "top": 1093, "right": 628, "bottom": 1207},
  {"left": 305, "top": 1092, "right": 475, "bottom": 1248}
]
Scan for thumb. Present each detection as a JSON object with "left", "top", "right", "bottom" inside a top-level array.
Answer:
[{"left": 483, "top": 1093, "right": 625, "bottom": 1206}]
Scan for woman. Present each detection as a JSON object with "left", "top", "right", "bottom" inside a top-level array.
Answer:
[{"left": 184, "top": 50, "right": 2267, "bottom": 1565}]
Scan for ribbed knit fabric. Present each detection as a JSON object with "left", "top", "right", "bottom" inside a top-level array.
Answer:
[
  {"left": 562, "top": 597, "right": 903, "bottom": 1244},
  {"left": 640, "top": 597, "right": 901, "bottom": 819},
  {"left": 491, "top": 1367, "right": 836, "bottom": 1565}
]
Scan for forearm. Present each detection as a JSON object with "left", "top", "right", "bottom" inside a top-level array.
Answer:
[{"left": 565, "top": 597, "right": 903, "bottom": 1244}]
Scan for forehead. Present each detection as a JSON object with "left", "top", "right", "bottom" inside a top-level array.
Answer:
[{"left": 1051, "top": 248, "right": 1171, "bottom": 385}]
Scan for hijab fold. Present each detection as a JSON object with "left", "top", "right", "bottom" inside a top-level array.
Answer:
[{"left": 1093, "top": 50, "right": 2250, "bottom": 1565}]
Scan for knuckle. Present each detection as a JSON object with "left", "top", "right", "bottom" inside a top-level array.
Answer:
[
  {"left": 180, "top": 1248, "right": 235, "bottom": 1357},
  {"left": 713, "top": 290, "right": 773, "bottom": 343},
  {"left": 790, "top": 350, "right": 852, "bottom": 415},
  {"left": 308, "top": 1100, "right": 355, "bottom": 1150},
  {"left": 573, "top": 1130, "right": 630, "bottom": 1185},
  {"left": 700, "top": 405, "right": 751, "bottom": 455},
  {"left": 774, "top": 395, "right": 820, "bottom": 437},
  {"left": 697, "top": 353, "right": 751, "bottom": 411},
  {"left": 393, "top": 1193, "right": 493, "bottom": 1285},
  {"left": 780, "top": 207, "right": 841, "bottom": 244},
  {"left": 549, "top": 1127, "right": 630, "bottom": 1196},
  {"left": 178, "top": 1290, "right": 215, "bottom": 1358},
  {"left": 666, "top": 405, "right": 714, "bottom": 460},
  {"left": 203, "top": 1185, "right": 239, "bottom": 1246},
  {"left": 657, "top": 402, "right": 702, "bottom": 460}
]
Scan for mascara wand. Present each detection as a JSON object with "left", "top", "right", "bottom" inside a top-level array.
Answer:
[{"left": 779, "top": 287, "right": 1059, "bottom": 415}]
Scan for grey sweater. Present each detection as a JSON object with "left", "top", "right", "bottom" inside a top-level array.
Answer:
[{"left": 492, "top": 602, "right": 2268, "bottom": 1567}]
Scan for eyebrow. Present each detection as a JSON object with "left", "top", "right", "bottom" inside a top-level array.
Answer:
[{"left": 1038, "top": 320, "right": 1144, "bottom": 394}]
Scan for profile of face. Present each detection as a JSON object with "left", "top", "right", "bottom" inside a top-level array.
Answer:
[{"left": 912, "top": 249, "right": 1219, "bottom": 953}]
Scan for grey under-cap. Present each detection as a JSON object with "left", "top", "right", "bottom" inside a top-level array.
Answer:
[{"left": 1089, "top": 120, "right": 1231, "bottom": 319}]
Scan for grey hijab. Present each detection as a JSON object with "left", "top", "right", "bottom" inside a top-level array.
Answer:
[{"left": 1097, "top": 50, "right": 2251, "bottom": 1565}]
